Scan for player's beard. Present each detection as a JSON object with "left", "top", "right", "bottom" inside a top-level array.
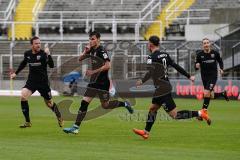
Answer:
[
  {"left": 33, "top": 46, "right": 41, "bottom": 53},
  {"left": 204, "top": 47, "right": 210, "bottom": 53}
]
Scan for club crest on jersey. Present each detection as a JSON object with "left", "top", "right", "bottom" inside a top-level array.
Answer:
[
  {"left": 211, "top": 54, "right": 215, "bottom": 58},
  {"left": 147, "top": 59, "right": 152, "bottom": 64},
  {"left": 37, "top": 55, "right": 41, "bottom": 60},
  {"left": 103, "top": 53, "right": 108, "bottom": 59}
]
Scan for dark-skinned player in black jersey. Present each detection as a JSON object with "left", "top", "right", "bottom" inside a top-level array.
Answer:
[
  {"left": 63, "top": 31, "right": 133, "bottom": 134},
  {"left": 133, "top": 36, "right": 209, "bottom": 139},
  {"left": 10, "top": 36, "right": 63, "bottom": 128},
  {"left": 195, "top": 38, "right": 229, "bottom": 124}
]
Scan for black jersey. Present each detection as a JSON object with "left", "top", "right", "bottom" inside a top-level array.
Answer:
[
  {"left": 88, "top": 45, "right": 110, "bottom": 84},
  {"left": 195, "top": 50, "right": 223, "bottom": 77},
  {"left": 15, "top": 49, "right": 54, "bottom": 83},
  {"left": 142, "top": 50, "right": 190, "bottom": 86}
]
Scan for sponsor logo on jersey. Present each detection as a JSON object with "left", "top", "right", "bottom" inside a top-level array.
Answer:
[
  {"left": 29, "top": 62, "right": 41, "bottom": 66},
  {"left": 203, "top": 60, "right": 215, "bottom": 63},
  {"left": 211, "top": 54, "right": 215, "bottom": 58}
]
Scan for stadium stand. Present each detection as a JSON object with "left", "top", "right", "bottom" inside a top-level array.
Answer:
[
  {"left": 0, "top": 0, "right": 10, "bottom": 11},
  {"left": 0, "top": 0, "right": 240, "bottom": 83}
]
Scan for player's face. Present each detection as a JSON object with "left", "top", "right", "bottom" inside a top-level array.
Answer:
[
  {"left": 147, "top": 42, "right": 154, "bottom": 53},
  {"left": 89, "top": 35, "right": 100, "bottom": 48},
  {"left": 202, "top": 39, "right": 210, "bottom": 51},
  {"left": 32, "top": 39, "right": 41, "bottom": 53}
]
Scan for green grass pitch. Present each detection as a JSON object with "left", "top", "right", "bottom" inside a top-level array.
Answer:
[{"left": 0, "top": 96, "right": 239, "bottom": 160}]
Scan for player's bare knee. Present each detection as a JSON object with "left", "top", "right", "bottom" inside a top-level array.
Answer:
[
  {"left": 45, "top": 100, "right": 53, "bottom": 108},
  {"left": 21, "top": 96, "right": 27, "bottom": 101},
  {"left": 21, "top": 93, "right": 28, "bottom": 101},
  {"left": 149, "top": 106, "right": 158, "bottom": 113},
  {"left": 204, "top": 90, "right": 211, "bottom": 97},
  {"left": 168, "top": 109, "right": 177, "bottom": 119},
  {"left": 21, "top": 89, "right": 31, "bottom": 101},
  {"left": 101, "top": 103, "right": 109, "bottom": 109},
  {"left": 83, "top": 97, "right": 92, "bottom": 103},
  {"left": 47, "top": 102, "right": 52, "bottom": 108}
]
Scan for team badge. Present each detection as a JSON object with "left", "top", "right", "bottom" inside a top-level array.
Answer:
[
  {"left": 37, "top": 55, "right": 41, "bottom": 60},
  {"left": 103, "top": 53, "right": 108, "bottom": 59},
  {"left": 211, "top": 54, "right": 215, "bottom": 58}
]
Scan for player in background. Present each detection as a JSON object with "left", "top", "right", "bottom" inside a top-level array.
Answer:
[{"left": 195, "top": 38, "right": 229, "bottom": 123}]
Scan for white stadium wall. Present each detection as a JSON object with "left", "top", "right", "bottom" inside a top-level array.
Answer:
[{"left": 185, "top": 24, "right": 229, "bottom": 41}]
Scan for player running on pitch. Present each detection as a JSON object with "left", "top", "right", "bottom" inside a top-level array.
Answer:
[
  {"left": 133, "top": 35, "right": 209, "bottom": 139},
  {"left": 195, "top": 38, "right": 229, "bottom": 123},
  {"left": 63, "top": 31, "right": 133, "bottom": 134}
]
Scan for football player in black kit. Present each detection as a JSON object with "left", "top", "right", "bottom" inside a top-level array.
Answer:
[
  {"left": 63, "top": 31, "right": 133, "bottom": 134},
  {"left": 133, "top": 36, "right": 208, "bottom": 139},
  {"left": 195, "top": 38, "right": 229, "bottom": 124},
  {"left": 10, "top": 36, "right": 63, "bottom": 128}
]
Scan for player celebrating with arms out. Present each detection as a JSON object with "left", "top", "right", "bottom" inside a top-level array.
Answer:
[{"left": 10, "top": 36, "right": 63, "bottom": 128}]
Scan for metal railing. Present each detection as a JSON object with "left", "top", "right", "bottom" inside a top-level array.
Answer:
[
  {"left": 1, "top": 40, "right": 239, "bottom": 80},
  {"left": 166, "top": 9, "right": 210, "bottom": 25},
  {"left": 33, "top": 0, "right": 162, "bottom": 21},
  {"left": 0, "top": 20, "right": 162, "bottom": 42},
  {"left": 0, "top": 0, "right": 17, "bottom": 21},
  {"left": 0, "top": 0, "right": 163, "bottom": 42}
]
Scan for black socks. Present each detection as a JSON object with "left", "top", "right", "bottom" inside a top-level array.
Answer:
[
  {"left": 50, "top": 103, "right": 62, "bottom": 119},
  {"left": 21, "top": 101, "right": 30, "bottom": 122},
  {"left": 107, "top": 100, "right": 125, "bottom": 109},
  {"left": 145, "top": 111, "right": 157, "bottom": 132},
  {"left": 75, "top": 100, "right": 89, "bottom": 126},
  {"left": 202, "top": 97, "right": 210, "bottom": 109},
  {"left": 176, "top": 110, "right": 199, "bottom": 119}
]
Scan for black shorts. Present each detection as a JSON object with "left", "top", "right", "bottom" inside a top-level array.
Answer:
[
  {"left": 84, "top": 81, "right": 110, "bottom": 101},
  {"left": 152, "top": 93, "right": 176, "bottom": 113},
  {"left": 201, "top": 75, "right": 217, "bottom": 91},
  {"left": 24, "top": 81, "right": 52, "bottom": 100}
]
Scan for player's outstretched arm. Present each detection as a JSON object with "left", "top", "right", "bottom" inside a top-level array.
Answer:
[
  {"left": 135, "top": 71, "right": 151, "bottom": 87},
  {"left": 171, "top": 62, "right": 191, "bottom": 79},
  {"left": 13, "top": 55, "right": 28, "bottom": 77},
  {"left": 141, "top": 71, "right": 151, "bottom": 84}
]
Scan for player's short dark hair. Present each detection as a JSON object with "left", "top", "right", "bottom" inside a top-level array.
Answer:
[
  {"left": 30, "top": 36, "right": 40, "bottom": 44},
  {"left": 89, "top": 31, "right": 101, "bottom": 39},
  {"left": 149, "top": 35, "right": 160, "bottom": 46}
]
